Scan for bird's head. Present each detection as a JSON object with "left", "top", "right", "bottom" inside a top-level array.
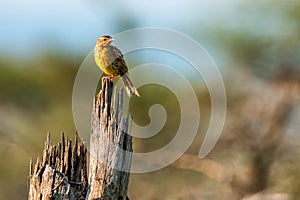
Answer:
[{"left": 96, "top": 35, "right": 114, "bottom": 46}]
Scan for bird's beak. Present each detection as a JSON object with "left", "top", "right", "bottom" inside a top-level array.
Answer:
[{"left": 109, "top": 38, "right": 115, "bottom": 42}]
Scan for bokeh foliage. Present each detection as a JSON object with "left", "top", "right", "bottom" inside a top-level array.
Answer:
[{"left": 1, "top": 1, "right": 300, "bottom": 199}]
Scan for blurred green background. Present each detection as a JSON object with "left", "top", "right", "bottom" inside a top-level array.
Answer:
[{"left": 1, "top": 0, "right": 300, "bottom": 199}]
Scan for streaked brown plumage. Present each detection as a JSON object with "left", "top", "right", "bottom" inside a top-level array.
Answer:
[{"left": 94, "top": 35, "right": 140, "bottom": 97}]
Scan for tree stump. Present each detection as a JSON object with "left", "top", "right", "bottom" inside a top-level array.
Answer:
[
  {"left": 28, "top": 133, "right": 88, "bottom": 200},
  {"left": 28, "top": 78, "right": 132, "bottom": 200},
  {"left": 88, "top": 78, "right": 132, "bottom": 200}
]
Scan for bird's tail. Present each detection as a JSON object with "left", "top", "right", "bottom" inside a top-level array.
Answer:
[{"left": 121, "top": 73, "right": 140, "bottom": 97}]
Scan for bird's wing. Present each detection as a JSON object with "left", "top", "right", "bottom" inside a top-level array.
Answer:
[{"left": 110, "top": 46, "right": 128, "bottom": 75}]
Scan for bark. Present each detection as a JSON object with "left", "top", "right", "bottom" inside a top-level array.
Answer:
[
  {"left": 28, "top": 77, "right": 132, "bottom": 200},
  {"left": 88, "top": 77, "right": 132, "bottom": 200},
  {"left": 28, "top": 133, "right": 88, "bottom": 200}
]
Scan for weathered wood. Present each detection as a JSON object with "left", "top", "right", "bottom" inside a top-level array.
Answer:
[
  {"left": 88, "top": 77, "right": 132, "bottom": 200},
  {"left": 28, "top": 77, "right": 132, "bottom": 200},
  {"left": 28, "top": 132, "right": 88, "bottom": 200}
]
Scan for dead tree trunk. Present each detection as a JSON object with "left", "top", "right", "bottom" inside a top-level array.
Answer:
[
  {"left": 28, "top": 133, "right": 88, "bottom": 200},
  {"left": 28, "top": 78, "right": 132, "bottom": 200},
  {"left": 87, "top": 78, "right": 132, "bottom": 200}
]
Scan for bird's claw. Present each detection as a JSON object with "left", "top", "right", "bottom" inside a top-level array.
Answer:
[{"left": 108, "top": 75, "right": 116, "bottom": 81}]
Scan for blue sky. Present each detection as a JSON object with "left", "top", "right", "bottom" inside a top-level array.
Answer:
[{"left": 0, "top": 0, "right": 241, "bottom": 57}]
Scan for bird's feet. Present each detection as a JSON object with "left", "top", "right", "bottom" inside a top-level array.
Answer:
[
  {"left": 102, "top": 75, "right": 116, "bottom": 81},
  {"left": 108, "top": 75, "right": 116, "bottom": 81}
]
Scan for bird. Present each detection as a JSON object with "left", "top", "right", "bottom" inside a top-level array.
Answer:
[{"left": 94, "top": 35, "right": 140, "bottom": 97}]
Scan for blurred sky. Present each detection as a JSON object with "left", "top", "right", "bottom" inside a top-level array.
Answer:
[{"left": 0, "top": 0, "right": 240, "bottom": 57}]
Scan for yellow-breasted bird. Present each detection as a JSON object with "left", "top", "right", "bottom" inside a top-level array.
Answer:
[{"left": 94, "top": 35, "right": 140, "bottom": 97}]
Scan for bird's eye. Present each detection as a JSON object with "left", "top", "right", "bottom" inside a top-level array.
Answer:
[{"left": 103, "top": 38, "right": 106, "bottom": 41}]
